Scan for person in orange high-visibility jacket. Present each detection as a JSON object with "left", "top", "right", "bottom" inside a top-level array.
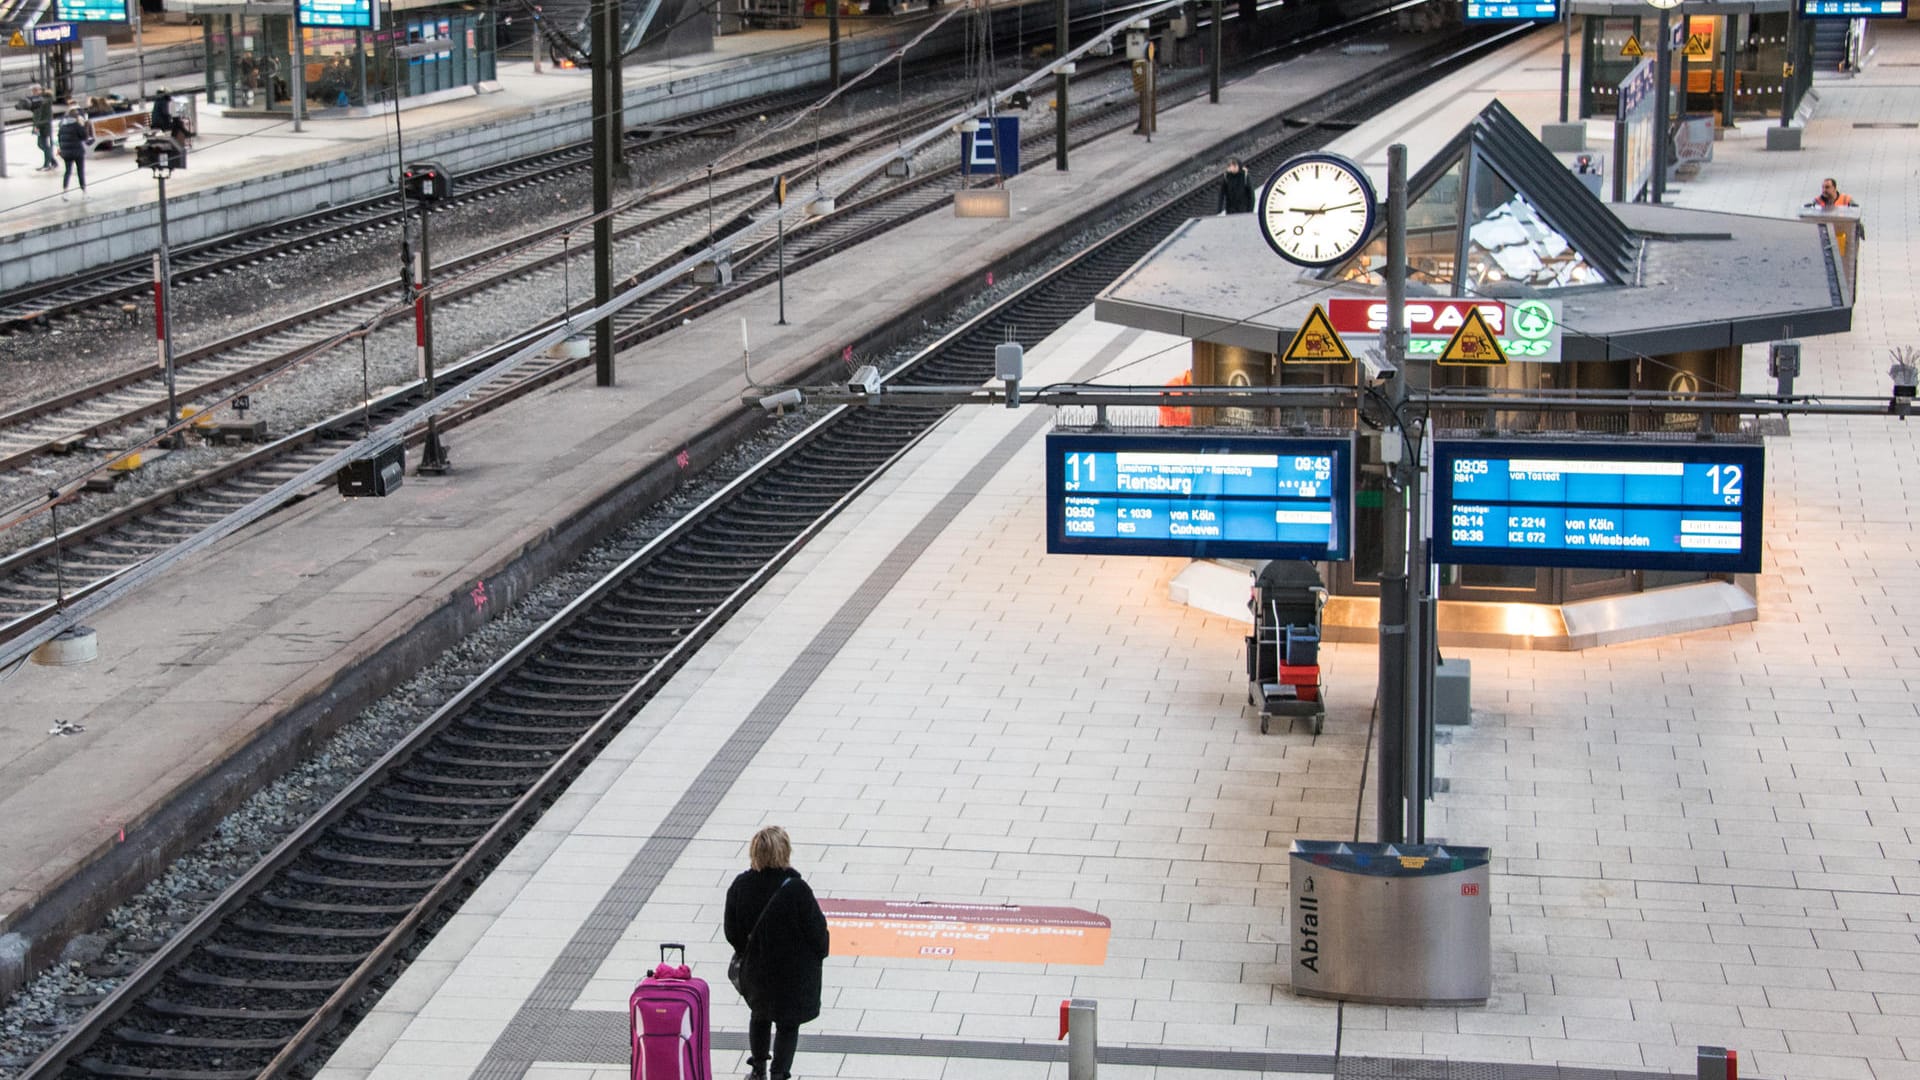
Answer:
[
  {"left": 1160, "top": 370, "right": 1192, "bottom": 427},
  {"left": 1812, "top": 177, "right": 1855, "bottom": 209}
]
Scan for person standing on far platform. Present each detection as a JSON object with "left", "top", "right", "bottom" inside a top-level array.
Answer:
[
  {"left": 1811, "top": 177, "right": 1856, "bottom": 209},
  {"left": 1217, "top": 156, "right": 1255, "bottom": 215},
  {"left": 725, "top": 826, "right": 829, "bottom": 1080},
  {"left": 56, "top": 108, "right": 94, "bottom": 200},
  {"left": 19, "top": 85, "right": 57, "bottom": 170}
]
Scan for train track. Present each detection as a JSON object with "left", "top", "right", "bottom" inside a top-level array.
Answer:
[
  {"left": 15, "top": 23, "right": 1524, "bottom": 1080},
  {"left": 0, "top": 52, "right": 1186, "bottom": 643},
  {"left": 0, "top": 95, "right": 971, "bottom": 477}
]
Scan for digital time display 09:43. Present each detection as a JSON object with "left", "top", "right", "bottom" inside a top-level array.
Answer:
[
  {"left": 1431, "top": 442, "right": 1764, "bottom": 574},
  {"left": 1045, "top": 434, "right": 1353, "bottom": 562}
]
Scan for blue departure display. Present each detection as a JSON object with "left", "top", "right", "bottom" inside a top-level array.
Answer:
[
  {"left": 58, "top": 0, "right": 127, "bottom": 22},
  {"left": 1465, "top": 0, "right": 1560, "bottom": 19},
  {"left": 1432, "top": 441, "right": 1764, "bottom": 573},
  {"left": 1800, "top": 0, "right": 1904, "bottom": 16},
  {"left": 297, "top": 0, "right": 377, "bottom": 27},
  {"left": 1046, "top": 434, "right": 1352, "bottom": 561}
]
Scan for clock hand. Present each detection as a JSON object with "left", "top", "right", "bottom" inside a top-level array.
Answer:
[{"left": 1316, "top": 200, "right": 1366, "bottom": 212}]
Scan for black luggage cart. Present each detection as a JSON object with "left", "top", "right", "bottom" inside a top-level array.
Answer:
[{"left": 1245, "top": 561, "right": 1328, "bottom": 734}]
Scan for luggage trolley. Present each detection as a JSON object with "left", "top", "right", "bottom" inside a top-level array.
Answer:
[{"left": 1246, "top": 561, "right": 1328, "bottom": 734}]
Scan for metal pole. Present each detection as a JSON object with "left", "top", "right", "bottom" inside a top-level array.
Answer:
[
  {"left": 155, "top": 176, "right": 180, "bottom": 449},
  {"left": 776, "top": 214, "right": 787, "bottom": 325},
  {"left": 1653, "top": 4, "right": 1670, "bottom": 202},
  {"left": 134, "top": 4, "right": 148, "bottom": 105},
  {"left": 1558, "top": 7, "right": 1571, "bottom": 124},
  {"left": 292, "top": 14, "right": 306, "bottom": 132},
  {"left": 416, "top": 202, "right": 451, "bottom": 473},
  {"left": 532, "top": 5, "right": 543, "bottom": 73},
  {"left": 1375, "top": 143, "right": 1409, "bottom": 845},
  {"left": 829, "top": 1, "right": 841, "bottom": 88},
  {"left": 1210, "top": 0, "right": 1221, "bottom": 103},
  {"left": 1055, "top": 0, "right": 1068, "bottom": 170},
  {"left": 1064, "top": 999, "right": 1098, "bottom": 1080},
  {"left": 592, "top": 0, "right": 616, "bottom": 386},
  {"left": 1720, "top": 13, "right": 1734, "bottom": 127},
  {"left": 1779, "top": 3, "right": 1796, "bottom": 128}
]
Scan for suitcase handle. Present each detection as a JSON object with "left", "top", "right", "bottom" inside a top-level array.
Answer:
[{"left": 659, "top": 942, "right": 686, "bottom": 965}]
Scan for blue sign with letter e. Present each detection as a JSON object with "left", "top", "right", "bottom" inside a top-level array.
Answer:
[{"left": 959, "top": 116, "right": 1020, "bottom": 177}]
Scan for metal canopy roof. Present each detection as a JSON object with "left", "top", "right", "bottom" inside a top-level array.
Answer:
[{"left": 1339, "top": 98, "right": 1640, "bottom": 287}]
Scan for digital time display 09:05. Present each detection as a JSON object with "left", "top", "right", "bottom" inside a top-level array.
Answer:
[
  {"left": 1431, "top": 441, "right": 1765, "bottom": 574},
  {"left": 1045, "top": 434, "right": 1353, "bottom": 562}
]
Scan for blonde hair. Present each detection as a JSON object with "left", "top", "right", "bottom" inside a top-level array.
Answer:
[{"left": 749, "top": 826, "right": 792, "bottom": 871}]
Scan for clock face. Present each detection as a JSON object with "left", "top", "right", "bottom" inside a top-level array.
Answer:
[{"left": 1257, "top": 154, "right": 1378, "bottom": 269}]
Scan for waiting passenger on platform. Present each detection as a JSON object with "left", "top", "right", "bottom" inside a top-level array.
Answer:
[
  {"left": 57, "top": 108, "right": 94, "bottom": 199},
  {"left": 1810, "top": 177, "right": 1856, "bottom": 210},
  {"left": 150, "top": 87, "right": 192, "bottom": 146},
  {"left": 19, "top": 85, "right": 57, "bottom": 170},
  {"left": 1217, "top": 156, "right": 1255, "bottom": 215},
  {"left": 725, "top": 826, "right": 829, "bottom": 1080}
]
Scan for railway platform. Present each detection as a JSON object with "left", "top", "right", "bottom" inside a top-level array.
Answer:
[
  {"left": 306, "top": 24, "right": 1920, "bottom": 1080},
  {"left": 0, "top": 26, "right": 1430, "bottom": 1009}
]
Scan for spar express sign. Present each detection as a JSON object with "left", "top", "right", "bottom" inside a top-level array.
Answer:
[{"left": 1326, "top": 298, "right": 1563, "bottom": 362}]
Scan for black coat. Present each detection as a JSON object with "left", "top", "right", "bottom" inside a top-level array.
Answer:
[
  {"left": 724, "top": 867, "right": 829, "bottom": 1024},
  {"left": 56, "top": 116, "right": 91, "bottom": 158},
  {"left": 1218, "top": 169, "right": 1255, "bottom": 214}
]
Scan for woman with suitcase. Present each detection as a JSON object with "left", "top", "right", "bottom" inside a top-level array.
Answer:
[{"left": 725, "top": 827, "right": 829, "bottom": 1080}]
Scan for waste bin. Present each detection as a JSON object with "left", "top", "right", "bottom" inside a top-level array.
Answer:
[{"left": 1289, "top": 840, "right": 1491, "bottom": 1005}]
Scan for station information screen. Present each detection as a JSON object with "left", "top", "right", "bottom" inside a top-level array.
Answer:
[
  {"left": 297, "top": 0, "right": 378, "bottom": 27},
  {"left": 1045, "top": 433, "right": 1353, "bottom": 561},
  {"left": 1465, "top": 0, "right": 1560, "bottom": 19},
  {"left": 1800, "top": 0, "right": 1905, "bottom": 16},
  {"left": 1432, "top": 441, "right": 1764, "bottom": 574},
  {"left": 58, "top": 0, "right": 128, "bottom": 22}
]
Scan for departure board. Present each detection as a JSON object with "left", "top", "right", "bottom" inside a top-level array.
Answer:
[
  {"left": 1465, "top": 0, "right": 1560, "bottom": 19},
  {"left": 297, "top": 0, "right": 377, "bottom": 27},
  {"left": 1045, "top": 434, "right": 1353, "bottom": 561},
  {"left": 1432, "top": 441, "right": 1764, "bottom": 573},
  {"left": 1800, "top": 0, "right": 1904, "bottom": 16},
  {"left": 58, "top": 0, "right": 128, "bottom": 22}
]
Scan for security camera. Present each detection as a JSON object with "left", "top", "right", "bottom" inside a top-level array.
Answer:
[
  {"left": 847, "top": 365, "right": 881, "bottom": 395},
  {"left": 759, "top": 388, "right": 804, "bottom": 412}
]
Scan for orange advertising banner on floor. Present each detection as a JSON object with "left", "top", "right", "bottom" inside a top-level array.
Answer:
[{"left": 819, "top": 899, "right": 1111, "bottom": 966}]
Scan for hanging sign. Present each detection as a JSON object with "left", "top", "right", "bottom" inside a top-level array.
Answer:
[
  {"left": 1326, "top": 298, "right": 1562, "bottom": 362},
  {"left": 296, "top": 0, "right": 378, "bottom": 27},
  {"left": 1433, "top": 440, "right": 1765, "bottom": 573},
  {"left": 1800, "top": 0, "right": 1905, "bottom": 16},
  {"left": 28, "top": 22, "right": 76, "bottom": 43},
  {"left": 1464, "top": 0, "right": 1559, "bottom": 18},
  {"left": 1281, "top": 304, "right": 1355, "bottom": 365},
  {"left": 1619, "top": 34, "right": 1643, "bottom": 58},
  {"left": 1437, "top": 307, "right": 1508, "bottom": 366},
  {"left": 59, "top": 0, "right": 128, "bottom": 22},
  {"left": 7, "top": 30, "right": 26, "bottom": 45},
  {"left": 1046, "top": 433, "right": 1355, "bottom": 562},
  {"left": 959, "top": 116, "right": 1021, "bottom": 176}
]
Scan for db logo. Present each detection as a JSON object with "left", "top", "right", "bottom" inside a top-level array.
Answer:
[
  {"left": 919, "top": 946, "right": 956, "bottom": 957},
  {"left": 1460, "top": 883, "right": 1481, "bottom": 897}
]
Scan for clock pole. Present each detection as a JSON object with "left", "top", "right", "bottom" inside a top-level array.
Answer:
[{"left": 1377, "top": 143, "right": 1413, "bottom": 844}]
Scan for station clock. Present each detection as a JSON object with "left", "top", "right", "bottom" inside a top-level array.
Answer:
[{"left": 1256, "top": 153, "right": 1378, "bottom": 269}]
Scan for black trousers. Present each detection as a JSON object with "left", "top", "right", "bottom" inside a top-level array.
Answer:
[
  {"left": 747, "top": 1010, "right": 800, "bottom": 1078},
  {"left": 61, "top": 154, "right": 85, "bottom": 190}
]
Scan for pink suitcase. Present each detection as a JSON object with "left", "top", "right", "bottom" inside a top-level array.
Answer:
[{"left": 630, "top": 943, "right": 712, "bottom": 1080}]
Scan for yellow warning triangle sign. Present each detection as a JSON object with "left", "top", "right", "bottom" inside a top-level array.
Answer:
[
  {"left": 1437, "top": 306, "right": 1508, "bottom": 366},
  {"left": 7, "top": 30, "right": 26, "bottom": 47},
  {"left": 1281, "top": 304, "right": 1354, "bottom": 365},
  {"left": 1684, "top": 32, "right": 1711, "bottom": 58},
  {"left": 1619, "top": 34, "right": 1643, "bottom": 58}
]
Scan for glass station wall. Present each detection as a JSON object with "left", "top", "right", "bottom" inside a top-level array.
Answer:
[{"left": 202, "top": 6, "right": 495, "bottom": 113}]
